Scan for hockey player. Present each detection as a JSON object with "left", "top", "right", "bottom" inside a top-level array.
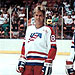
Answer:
[
  {"left": 66, "top": 37, "right": 75, "bottom": 75},
  {"left": 16, "top": 5, "right": 57, "bottom": 75}
]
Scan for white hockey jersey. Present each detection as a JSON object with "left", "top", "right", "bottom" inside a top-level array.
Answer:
[
  {"left": 66, "top": 36, "right": 75, "bottom": 70},
  {"left": 21, "top": 25, "right": 57, "bottom": 66}
]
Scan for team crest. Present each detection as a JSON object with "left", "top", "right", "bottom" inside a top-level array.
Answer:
[{"left": 28, "top": 32, "right": 42, "bottom": 42}]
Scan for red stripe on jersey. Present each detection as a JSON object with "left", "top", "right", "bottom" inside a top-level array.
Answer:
[
  {"left": 72, "top": 42, "right": 74, "bottom": 44},
  {"left": 27, "top": 58, "right": 46, "bottom": 60},
  {"left": 21, "top": 42, "right": 25, "bottom": 55},
  {"left": 28, "top": 51, "right": 48, "bottom": 56},
  {"left": 66, "top": 61, "right": 73, "bottom": 65},
  {"left": 29, "top": 38, "right": 34, "bottom": 41}
]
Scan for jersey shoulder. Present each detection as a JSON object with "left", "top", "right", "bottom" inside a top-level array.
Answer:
[
  {"left": 45, "top": 26, "right": 55, "bottom": 35},
  {"left": 44, "top": 25, "right": 54, "bottom": 32},
  {"left": 45, "top": 25, "right": 53, "bottom": 30}
]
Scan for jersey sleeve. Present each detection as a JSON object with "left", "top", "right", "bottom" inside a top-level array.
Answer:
[
  {"left": 20, "top": 26, "right": 29, "bottom": 57},
  {"left": 66, "top": 41, "right": 74, "bottom": 66},
  {"left": 21, "top": 38, "right": 25, "bottom": 55},
  {"left": 46, "top": 26, "right": 57, "bottom": 61}
]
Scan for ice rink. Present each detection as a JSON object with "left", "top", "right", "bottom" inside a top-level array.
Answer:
[{"left": 0, "top": 54, "right": 71, "bottom": 75}]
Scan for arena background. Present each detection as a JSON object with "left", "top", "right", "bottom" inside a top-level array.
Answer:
[{"left": 0, "top": 0, "right": 75, "bottom": 75}]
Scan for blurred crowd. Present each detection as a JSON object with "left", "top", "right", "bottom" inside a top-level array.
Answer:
[{"left": 0, "top": 0, "right": 75, "bottom": 39}]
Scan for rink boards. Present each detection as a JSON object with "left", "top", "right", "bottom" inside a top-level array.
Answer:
[{"left": 0, "top": 39, "right": 73, "bottom": 55}]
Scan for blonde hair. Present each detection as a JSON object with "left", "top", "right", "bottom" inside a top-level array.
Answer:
[{"left": 34, "top": 5, "right": 45, "bottom": 16}]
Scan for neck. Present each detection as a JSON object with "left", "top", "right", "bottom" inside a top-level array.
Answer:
[{"left": 35, "top": 23, "right": 44, "bottom": 29}]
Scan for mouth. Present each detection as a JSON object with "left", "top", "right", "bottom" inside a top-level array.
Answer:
[{"left": 36, "top": 19, "right": 40, "bottom": 21}]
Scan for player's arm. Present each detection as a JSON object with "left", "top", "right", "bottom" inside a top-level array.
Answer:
[
  {"left": 16, "top": 26, "right": 29, "bottom": 73},
  {"left": 66, "top": 40, "right": 75, "bottom": 75},
  {"left": 66, "top": 43, "right": 75, "bottom": 75},
  {"left": 16, "top": 38, "right": 26, "bottom": 73},
  {"left": 41, "top": 27, "right": 57, "bottom": 75}
]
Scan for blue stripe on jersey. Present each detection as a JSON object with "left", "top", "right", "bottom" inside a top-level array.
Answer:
[
  {"left": 71, "top": 46, "right": 75, "bottom": 48},
  {"left": 26, "top": 56, "right": 47, "bottom": 59},
  {"left": 26, "top": 62, "right": 44, "bottom": 66},
  {"left": 51, "top": 46, "right": 57, "bottom": 49}
]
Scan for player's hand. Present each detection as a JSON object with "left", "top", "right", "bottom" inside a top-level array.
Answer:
[
  {"left": 66, "top": 68, "right": 75, "bottom": 75},
  {"left": 16, "top": 55, "right": 26, "bottom": 73},
  {"left": 41, "top": 59, "right": 52, "bottom": 75},
  {"left": 16, "top": 66, "right": 24, "bottom": 73}
]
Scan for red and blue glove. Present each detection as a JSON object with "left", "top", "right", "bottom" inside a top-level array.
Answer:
[
  {"left": 66, "top": 61, "right": 75, "bottom": 75},
  {"left": 41, "top": 59, "right": 52, "bottom": 75},
  {"left": 66, "top": 68, "right": 74, "bottom": 75},
  {"left": 16, "top": 55, "right": 26, "bottom": 73}
]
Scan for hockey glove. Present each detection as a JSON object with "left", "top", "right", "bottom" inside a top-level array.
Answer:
[
  {"left": 66, "top": 61, "right": 74, "bottom": 75},
  {"left": 41, "top": 59, "right": 52, "bottom": 75},
  {"left": 66, "top": 67, "right": 75, "bottom": 75},
  {"left": 16, "top": 55, "right": 26, "bottom": 73}
]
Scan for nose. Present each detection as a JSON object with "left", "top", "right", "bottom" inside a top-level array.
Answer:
[{"left": 37, "top": 15, "right": 40, "bottom": 19}]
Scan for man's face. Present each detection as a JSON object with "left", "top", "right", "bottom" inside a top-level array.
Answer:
[{"left": 34, "top": 11, "right": 44, "bottom": 25}]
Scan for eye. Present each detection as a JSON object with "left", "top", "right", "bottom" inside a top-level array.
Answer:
[
  {"left": 36, "top": 14, "right": 38, "bottom": 16},
  {"left": 39, "top": 15, "right": 42, "bottom": 17}
]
